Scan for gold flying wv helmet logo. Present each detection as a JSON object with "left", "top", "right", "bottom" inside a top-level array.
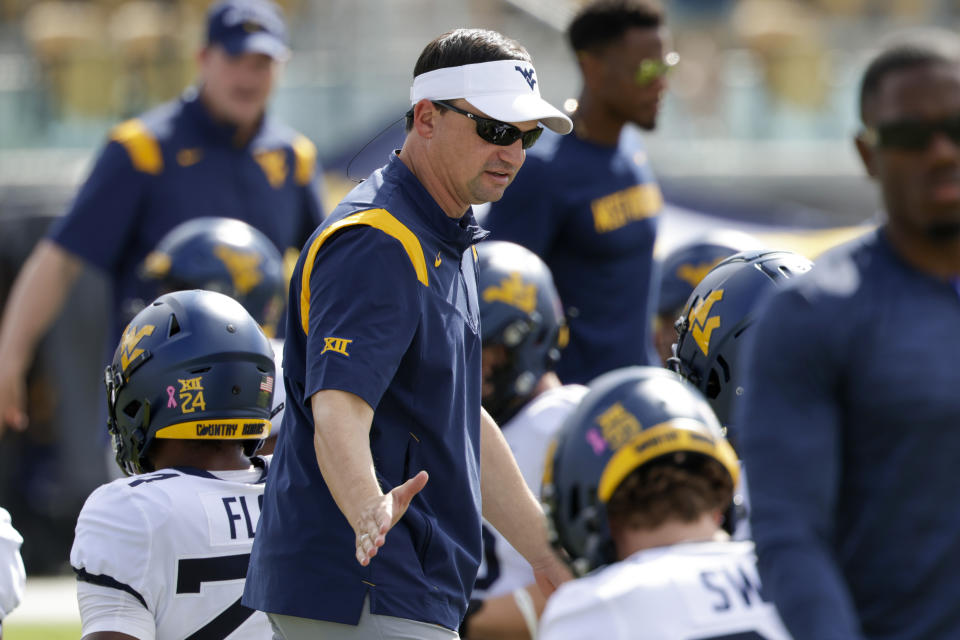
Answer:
[
  {"left": 119, "top": 324, "right": 156, "bottom": 372},
  {"left": 689, "top": 289, "right": 724, "bottom": 356},
  {"left": 676, "top": 259, "right": 724, "bottom": 288},
  {"left": 482, "top": 272, "right": 537, "bottom": 314},
  {"left": 214, "top": 245, "right": 263, "bottom": 295}
]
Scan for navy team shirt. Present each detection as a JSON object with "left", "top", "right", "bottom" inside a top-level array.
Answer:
[
  {"left": 738, "top": 229, "right": 960, "bottom": 640},
  {"left": 47, "top": 88, "right": 325, "bottom": 345},
  {"left": 484, "top": 128, "right": 661, "bottom": 384},
  {"left": 244, "top": 153, "right": 487, "bottom": 630}
]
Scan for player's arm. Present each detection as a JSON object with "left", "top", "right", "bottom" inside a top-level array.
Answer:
[
  {"left": 0, "top": 136, "right": 145, "bottom": 435},
  {"left": 0, "top": 240, "right": 83, "bottom": 434},
  {"left": 73, "top": 483, "right": 157, "bottom": 640},
  {"left": 461, "top": 584, "right": 545, "bottom": 640},
  {"left": 737, "top": 287, "right": 865, "bottom": 639},
  {"left": 479, "top": 408, "right": 571, "bottom": 598},
  {"left": 311, "top": 389, "right": 428, "bottom": 566}
]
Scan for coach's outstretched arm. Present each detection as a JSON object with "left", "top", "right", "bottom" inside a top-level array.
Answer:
[
  {"left": 311, "top": 388, "right": 429, "bottom": 566},
  {"left": 480, "top": 407, "right": 573, "bottom": 598},
  {"left": 0, "top": 240, "right": 82, "bottom": 436}
]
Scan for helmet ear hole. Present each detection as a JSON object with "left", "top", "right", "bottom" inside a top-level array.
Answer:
[
  {"left": 568, "top": 487, "right": 581, "bottom": 527},
  {"left": 705, "top": 368, "right": 722, "bottom": 400},
  {"left": 167, "top": 313, "right": 181, "bottom": 338},
  {"left": 122, "top": 400, "right": 142, "bottom": 419},
  {"left": 716, "top": 354, "right": 731, "bottom": 383}
]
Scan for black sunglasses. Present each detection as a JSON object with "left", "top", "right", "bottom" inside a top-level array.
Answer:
[
  {"left": 861, "top": 116, "right": 960, "bottom": 151},
  {"left": 431, "top": 100, "right": 543, "bottom": 149}
]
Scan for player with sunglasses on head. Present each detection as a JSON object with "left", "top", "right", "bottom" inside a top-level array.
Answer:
[
  {"left": 243, "top": 28, "right": 573, "bottom": 640},
  {"left": 736, "top": 34, "right": 960, "bottom": 640},
  {"left": 484, "top": 0, "right": 674, "bottom": 385}
]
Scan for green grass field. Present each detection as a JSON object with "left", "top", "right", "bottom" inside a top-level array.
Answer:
[{"left": 3, "top": 622, "right": 81, "bottom": 640}]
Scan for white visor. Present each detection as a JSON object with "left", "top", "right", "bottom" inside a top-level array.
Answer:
[{"left": 410, "top": 60, "right": 573, "bottom": 135}]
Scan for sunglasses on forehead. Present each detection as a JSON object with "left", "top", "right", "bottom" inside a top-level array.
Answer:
[
  {"left": 861, "top": 116, "right": 960, "bottom": 151},
  {"left": 431, "top": 100, "right": 544, "bottom": 149},
  {"left": 635, "top": 51, "right": 680, "bottom": 87}
]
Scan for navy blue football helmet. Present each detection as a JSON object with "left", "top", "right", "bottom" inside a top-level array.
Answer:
[
  {"left": 477, "top": 241, "right": 566, "bottom": 424},
  {"left": 669, "top": 249, "right": 812, "bottom": 437},
  {"left": 139, "top": 217, "right": 286, "bottom": 337},
  {"left": 542, "top": 366, "right": 738, "bottom": 574},
  {"left": 657, "top": 230, "right": 763, "bottom": 317},
  {"left": 105, "top": 289, "right": 277, "bottom": 475}
]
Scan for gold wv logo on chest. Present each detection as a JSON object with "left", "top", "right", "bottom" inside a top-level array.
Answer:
[{"left": 254, "top": 149, "right": 288, "bottom": 188}]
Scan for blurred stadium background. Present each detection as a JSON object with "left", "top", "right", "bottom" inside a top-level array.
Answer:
[{"left": 0, "top": 0, "right": 953, "bottom": 633}]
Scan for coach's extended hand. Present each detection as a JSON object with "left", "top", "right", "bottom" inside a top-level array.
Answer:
[{"left": 354, "top": 470, "right": 429, "bottom": 566}]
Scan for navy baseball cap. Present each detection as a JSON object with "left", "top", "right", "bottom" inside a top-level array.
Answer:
[{"left": 206, "top": 0, "right": 290, "bottom": 60}]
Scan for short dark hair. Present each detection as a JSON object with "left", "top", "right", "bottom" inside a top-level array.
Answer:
[
  {"left": 567, "top": 0, "right": 663, "bottom": 53},
  {"left": 406, "top": 28, "right": 531, "bottom": 131},
  {"left": 606, "top": 455, "right": 733, "bottom": 531},
  {"left": 860, "top": 40, "right": 960, "bottom": 123}
]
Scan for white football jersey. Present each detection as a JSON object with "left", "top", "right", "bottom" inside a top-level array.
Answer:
[
  {"left": 269, "top": 338, "right": 286, "bottom": 436},
  {"left": 473, "top": 384, "right": 588, "bottom": 599},
  {"left": 0, "top": 506, "right": 25, "bottom": 620},
  {"left": 71, "top": 461, "right": 271, "bottom": 639},
  {"left": 539, "top": 540, "right": 792, "bottom": 640}
]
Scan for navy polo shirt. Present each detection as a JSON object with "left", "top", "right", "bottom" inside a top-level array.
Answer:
[
  {"left": 739, "top": 229, "right": 960, "bottom": 639},
  {"left": 484, "top": 128, "right": 661, "bottom": 384},
  {"left": 244, "top": 153, "right": 487, "bottom": 630},
  {"left": 47, "top": 88, "right": 325, "bottom": 345}
]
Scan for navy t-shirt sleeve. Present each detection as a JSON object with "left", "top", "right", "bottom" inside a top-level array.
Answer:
[
  {"left": 736, "top": 287, "right": 865, "bottom": 639},
  {"left": 484, "top": 157, "right": 559, "bottom": 256},
  {"left": 47, "top": 140, "right": 145, "bottom": 272},
  {"left": 303, "top": 227, "right": 421, "bottom": 410}
]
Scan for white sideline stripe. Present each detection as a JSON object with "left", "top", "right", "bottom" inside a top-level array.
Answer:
[{"left": 5, "top": 576, "right": 80, "bottom": 624}]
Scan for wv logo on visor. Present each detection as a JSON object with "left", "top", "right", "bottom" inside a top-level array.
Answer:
[{"left": 515, "top": 66, "right": 536, "bottom": 90}]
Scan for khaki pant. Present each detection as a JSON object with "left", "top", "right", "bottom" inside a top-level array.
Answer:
[{"left": 268, "top": 595, "right": 459, "bottom": 640}]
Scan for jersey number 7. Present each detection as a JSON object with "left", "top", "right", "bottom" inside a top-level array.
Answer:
[{"left": 176, "top": 553, "right": 255, "bottom": 639}]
